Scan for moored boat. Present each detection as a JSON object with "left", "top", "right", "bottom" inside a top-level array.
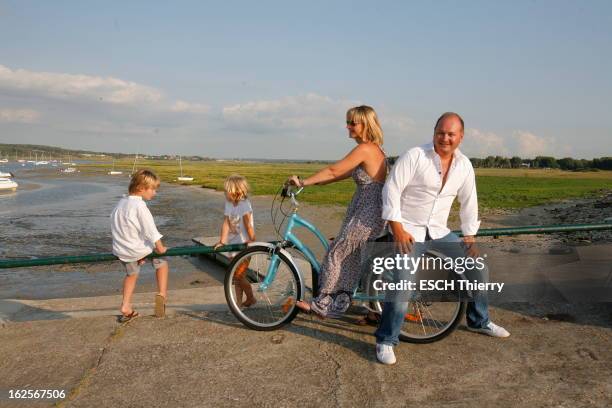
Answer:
[{"left": 0, "top": 177, "right": 18, "bottom": 191}]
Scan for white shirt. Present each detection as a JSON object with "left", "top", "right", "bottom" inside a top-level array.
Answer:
[
  {"left": 110, "top": 195, "right": 163, "bottom": 262},
  {"left": 224, "top": 199, "right": 254, "bottom": 244},
  {"left": 382, "top": 143, "right": 480, "bottom": 242}
]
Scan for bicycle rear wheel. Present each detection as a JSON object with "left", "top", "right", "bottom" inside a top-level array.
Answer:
[
  {"left": 224, "top": 245, "right": 302, "bottom": 330},
  {"left": 365, "top": 251, "right": 466, "bottom": 344},
  {"left": 370, "top": 299, "right": 465, "bottom": 344}
]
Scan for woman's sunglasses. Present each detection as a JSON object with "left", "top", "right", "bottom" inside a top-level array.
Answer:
[{"left": 346, "top": 120, "right": 361, "bottom": 126}]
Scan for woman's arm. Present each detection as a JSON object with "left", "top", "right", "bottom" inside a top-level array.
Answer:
[
  {"left": 242, "top": 212, "right": 256, "bottom": 242},
  {"left": 292, "top": 144, "right": 369, "bottom": 187},
  {"left": 214, "top": 216, "right": 230, "bottom": 249}
]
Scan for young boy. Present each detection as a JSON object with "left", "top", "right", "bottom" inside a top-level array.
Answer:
[{"left": 111, "top": 169, "right": 169, "bottom": 322}]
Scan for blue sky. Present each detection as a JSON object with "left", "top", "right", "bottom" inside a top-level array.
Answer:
[{"left": 1, "top": 0, "right": 610, "bottom": 159}]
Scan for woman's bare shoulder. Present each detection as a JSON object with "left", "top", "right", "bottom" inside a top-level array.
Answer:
[
  {"left": 355, "top": 143, "right": 384, "bottom": 160},
  {"left": 353, "top": 142, "right": 382, "bottom": 154}
]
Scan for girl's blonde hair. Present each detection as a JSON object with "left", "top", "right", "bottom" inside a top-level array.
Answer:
[
  {"left": 346, "top": 105, "right": 384, "bottom": 145},
  {"left": 129, "top": 169, "right": 160, "bottom": 193},
  {"left": 224, "top": 174, "right": 250, "bottom": 201}
]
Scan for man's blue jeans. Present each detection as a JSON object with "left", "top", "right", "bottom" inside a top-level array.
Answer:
[{"left": 374, "top": 232, "right": 490, "bottom": 346}]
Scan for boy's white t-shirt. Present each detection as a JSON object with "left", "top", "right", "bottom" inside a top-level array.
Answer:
[
  {"left": 224, "top": 199, "right": 254, "bottom": 244},
  {"left": 111, "top": 195, "right": 163, "bottom": 262}
]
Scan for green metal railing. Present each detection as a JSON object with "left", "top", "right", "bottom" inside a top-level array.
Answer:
[
  {"left": 455, "top": 222, "right": 612, "bottom": 237},
  {"left": 0, "top": 222, "right": 610, "bottom": 269},
  {"left": 0, "top": 243, "right": 248, "bottom": 269}
]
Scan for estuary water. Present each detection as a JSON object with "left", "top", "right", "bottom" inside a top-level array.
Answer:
[
  {"left": 0, "top": 164, "right": 228, "bottom": 299},
  {"left": 0, "top": 163, "right": 343, "bottom": 300}
]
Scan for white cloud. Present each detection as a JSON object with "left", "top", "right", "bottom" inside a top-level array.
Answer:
[
  {"left": 515, "top": 130, "right": 555, "bottom": 157},
  {"left": 171, "top": 100, "right": 211, "bottom": 114},
  {"left": 0, "top": 108, "right": 40, "bottom": 123},
  {"left": 222, "top": 93, "right": 360, "bottom": 132},
  {"left": 462, "top": 128, "right": 510, "bottom": 157},
  {"left": 0, "top": 64, "right": 162, "bottom": 106}
]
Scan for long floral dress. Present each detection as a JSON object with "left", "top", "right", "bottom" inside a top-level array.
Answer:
[{"left": 311, "top": 164, "right": 386, "bottom": 317}]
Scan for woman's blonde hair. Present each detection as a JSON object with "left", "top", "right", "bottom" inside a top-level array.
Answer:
[
  {"left": 346, "top": 105, "right": 384, "bottom": 145},
  {"left": 129, "top": 169, "right": 161, "bottom": 193},
  {"left": 224, "top": 174, "right": 250, "bottom": 201}
]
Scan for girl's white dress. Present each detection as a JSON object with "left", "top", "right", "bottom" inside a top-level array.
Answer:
[{"left": 224, "top": 199, "right": 254, "bottom": 257}]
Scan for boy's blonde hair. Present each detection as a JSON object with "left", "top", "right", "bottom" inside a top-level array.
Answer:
[
  {"left": 224, "top": 174, "right": 249, "bottom": 201},
  {"left": 346, "top": 105, "right": 384, "bottom": 145},
  {"left": 129, "top": 169, "right": 161, "bottom": 194}
]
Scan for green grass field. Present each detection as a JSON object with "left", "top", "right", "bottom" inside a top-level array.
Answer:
[{"left": 79, "top": 160, "right": 612, "bottom": 210}]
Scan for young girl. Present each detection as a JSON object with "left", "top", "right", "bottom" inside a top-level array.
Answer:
[{"left": 214, "top": 174, "right": 256, "bottom": 307}]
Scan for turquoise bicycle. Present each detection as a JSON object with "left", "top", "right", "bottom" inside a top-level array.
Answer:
[{"left": 223, "top": 184, "right": 466, "bottom": 343}]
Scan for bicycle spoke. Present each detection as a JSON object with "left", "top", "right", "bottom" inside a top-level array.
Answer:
[
  {"left": 421, "top": 302, "right": 442, "bottom": 331},
  {"left": 415, "top": 302, "right": 427, "bottom": 336},
  {"left": 226, "top": 248, "right": 301, "bottom": 330}
]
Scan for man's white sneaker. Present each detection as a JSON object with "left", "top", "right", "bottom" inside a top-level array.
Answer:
[
  {"left": 376, "top": 343, "right": 397, "bottom": 365},
  {"left": 467, "top": 321, "right": 510, "bottom": 338}
]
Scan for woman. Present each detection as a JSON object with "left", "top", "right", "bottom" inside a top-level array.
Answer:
[{"left": 288, "top": 105, "right": 387, "bottom": 318}]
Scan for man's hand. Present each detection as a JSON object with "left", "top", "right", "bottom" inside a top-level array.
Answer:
[
  {"left": 462, "top": 235, "right": 479, "bottom": 257},
  {"left": 137, "top": 257, "right": 146, "bottom": 266},
  {"left": 213, "top": 241, "right": 225, "bottom": 250},
  {"left": 389, "top": 221, "right": 414, "bottom": 254}
]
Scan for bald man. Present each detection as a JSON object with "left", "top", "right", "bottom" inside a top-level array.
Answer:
[{"left": 375, "top": 112, "right": 510, "bottom": 365}]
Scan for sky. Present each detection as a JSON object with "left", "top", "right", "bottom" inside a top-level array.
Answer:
[{"left": 0, "top": 0, "right": 611, "bottom": 160}]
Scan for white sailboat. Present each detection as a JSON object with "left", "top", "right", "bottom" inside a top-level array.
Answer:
[
  {"left": 130, "top": 152, "right": 138, "bottom": 175},
  {"left": 35, "top": 152, "right": 49, "bottom": 165},
  {"left": 177, "top": 156, "right": 194, "bottom": 181},
  {"left": 0, "top": 177, "right": 18, "bottom": 191},
  {"left": 108, "top": 159, "right": 123, "bottom": 175},
  {"left": 0, "top": 171, "right": 14, "bottom": 178},
  {"left": 62, "top": 154, "right": 76, "bottom": 166}
]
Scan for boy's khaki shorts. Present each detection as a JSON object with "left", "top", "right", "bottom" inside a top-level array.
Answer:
[{"left": 121, "top": 257, "right": 167, "bottom": 276}]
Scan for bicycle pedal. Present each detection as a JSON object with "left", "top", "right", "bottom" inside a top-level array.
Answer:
[{"left": 404, "top": 312, "right": 422, "bottom": 322}]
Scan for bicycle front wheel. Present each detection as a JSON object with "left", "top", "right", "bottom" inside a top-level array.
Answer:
[{"left": 224, "top": 245, "right": 302, "bottom": 331}]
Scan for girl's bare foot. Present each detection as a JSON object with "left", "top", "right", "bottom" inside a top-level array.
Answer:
[{"left": 242, "top": 297, "right": 257, "bottom": 308}]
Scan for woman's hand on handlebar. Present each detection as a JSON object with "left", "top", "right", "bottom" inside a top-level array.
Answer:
[{"left": 286, "top": 175, "right": 303, "bottom": 187}]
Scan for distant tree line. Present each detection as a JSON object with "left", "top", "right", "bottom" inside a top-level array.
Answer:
[
  {"left": 386, "top": 155, "right": 611, "bottom": 170},
  {"left": 469, "top": 156, "right": 612, "bottom": 170}
]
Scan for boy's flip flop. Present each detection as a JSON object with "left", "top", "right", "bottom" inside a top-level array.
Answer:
[
  {"left": 154, "top": 294, "right": 166, "bottom": 318},
  {"left": 118, "top": 310, "right": 139, "bottom": 323}
]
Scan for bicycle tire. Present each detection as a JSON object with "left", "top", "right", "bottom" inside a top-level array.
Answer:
[
  {"left": 364, "top": 253, "right": 466, "bottom": 344},
  {"left": 224, "top": 245, "right": 302, "bottom": 331}
]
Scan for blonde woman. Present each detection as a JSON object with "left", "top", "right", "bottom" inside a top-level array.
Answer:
[{"left": 288, "top": 105, "right": 387, "bottom": 318}]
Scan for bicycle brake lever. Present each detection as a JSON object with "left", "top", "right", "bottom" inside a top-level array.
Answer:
[{"left": 281, "top": 184, "right": 289, "bottom": 197}]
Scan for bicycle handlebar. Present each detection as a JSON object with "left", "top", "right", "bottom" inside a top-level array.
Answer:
[{"left": 281, "top": 183, "right": 304, "bottom": 198}]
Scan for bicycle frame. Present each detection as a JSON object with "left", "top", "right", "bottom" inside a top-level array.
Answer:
[
  {"left": 258, "top": 189, "right": 383, "bottom": 303},
  {"left": 260, "top": 211, "right": 329, "bottom": 293}
]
